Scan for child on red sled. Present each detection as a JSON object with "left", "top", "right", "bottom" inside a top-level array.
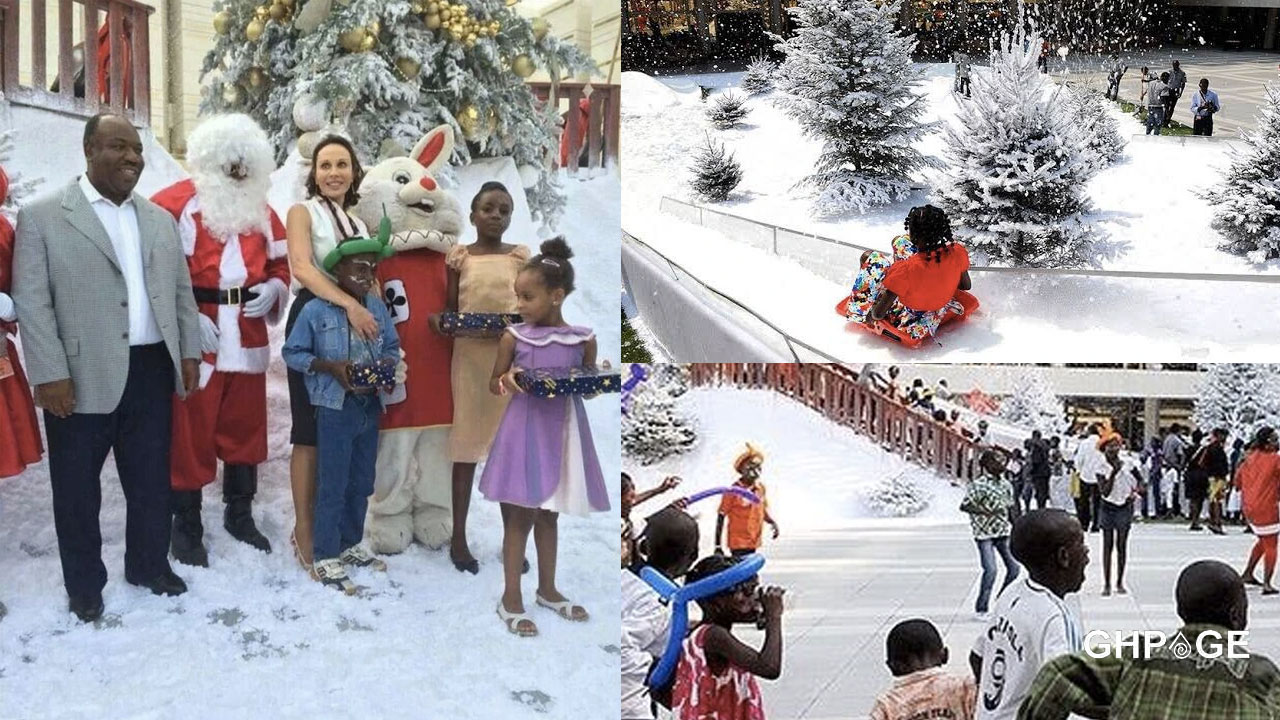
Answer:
[{"left": 842, "top": 205, "right": 972, "bottom": 342}]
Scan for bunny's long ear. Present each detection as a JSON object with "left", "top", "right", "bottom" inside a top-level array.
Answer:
[{"left": 411, "top": 124, "right": 455, "bottom": 175}]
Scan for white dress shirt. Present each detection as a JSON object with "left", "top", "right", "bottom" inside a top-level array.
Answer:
[{"left": 78, "top": 174, "right": 163, "bottom": 345}]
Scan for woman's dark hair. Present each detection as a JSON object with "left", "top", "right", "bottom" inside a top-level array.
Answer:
[
  {"left": 306, "top": 135, "right": 364, "bottom": 209},
  {"left": 521, "top": 237, "right": 576, "bottom": 294},
  {"left": 904, "top": 205, "right": 956, "bottom": 263},
  {"left": 471, "top": 181, "right": 513, "bottom": 212}
]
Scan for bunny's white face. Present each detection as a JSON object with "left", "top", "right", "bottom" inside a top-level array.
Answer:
[{"left": 354, "top": 125, "right": 463, "bottom": 255}]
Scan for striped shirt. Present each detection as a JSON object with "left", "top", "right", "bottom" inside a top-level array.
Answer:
[{"left": 1018, "top": 624, "right": 1280, "bottom": 720}]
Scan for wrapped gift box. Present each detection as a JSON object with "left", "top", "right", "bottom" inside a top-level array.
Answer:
[
  {"left": 515, "top": 366, "right": 622, "bottom": 397},
  {"left": 350, "top": 361, "right": 396, "bottom": 390},
  {"left": 438, "top": 312, "right": 524, "bottom": 338}
]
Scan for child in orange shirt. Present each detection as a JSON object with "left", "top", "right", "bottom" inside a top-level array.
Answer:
[
  {"left": 870, "top": 619, "right": 976, "bottom": 720},
  {"left": 842, "top": 205, "right": 972, "bottom": 342},
  {"left": 716, "top": 444, "right": 779, "bottom": 557}
]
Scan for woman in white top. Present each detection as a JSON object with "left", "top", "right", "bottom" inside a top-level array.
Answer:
[
  {"left": 284, "top": 135, "right": 378, "bottom": 568},
  {"left": 1096, "top": 433, "right": 1145, "bottom": 597}
]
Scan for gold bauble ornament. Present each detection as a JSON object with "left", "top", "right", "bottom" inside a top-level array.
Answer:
[
  {"left": 531, "top": 17, "right": 549, "bottom": 41},
  {"left": 440, "top": 7, "right": 452, "bottom": 20},
  {"left": 395, "top": 56, "right": 422, "bottom": 81},
  {"left": 213, "top": 10, "right": 232, "bottom": 35},
  {"left": 246, "top": 18, "right": 265, "bottom": 41},
  {"left": 428, "top": 0, "right": 440, "bottom": 11},
  {"left": 340, "top": 27, "right": 367, "bottom": 51},
  {"left": 457, "top": 104, "right": 479, "bottom": 138},
  {"left": 369, "top": 20, "right": 381, "bottom": 36},
  {"left": 269, "top": 3, "right": 287, "bottom": 21},
  {"left": 411, "top": 1, "right": 425, "bottom": 12},
  {"left": 360, "top": 34, "right": 376, "bottom": 52},
  {"left": 221, "top": 83, "right": 243, "bottom": 105},
  {"left": 247, "top": 66, "right": 266, "bottom": 88},
  {"left": 446, "top": 27, "right": 460, "bottom": 42},
  {"left": 465, "top": 33, "right": 477, "bottom": 45},
  {"left": 511, "top": 54, "right": 535, "bottom": 78},
  {"left": 254, "top": 6, "right": 270, "bottom": 20},
  {"left": 425, "top": 13, "right": 442, "bottom": 29}
]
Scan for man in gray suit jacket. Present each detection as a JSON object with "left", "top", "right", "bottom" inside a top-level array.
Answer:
[{"left": 13, "top": 114, "right": 201, "bottom": 622}]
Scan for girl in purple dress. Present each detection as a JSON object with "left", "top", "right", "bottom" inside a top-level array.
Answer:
[{"left": 480, "top": 238, "right": 610, "bottom": 637}]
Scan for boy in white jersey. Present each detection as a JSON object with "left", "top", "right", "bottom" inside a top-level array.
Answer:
[{"left": 970, "top": 510, "right": 1090, "bottom": 720}]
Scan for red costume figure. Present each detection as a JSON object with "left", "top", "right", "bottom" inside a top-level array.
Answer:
[
  {"left": 0, "top": 166, "right": 43, "bottom": 478},
  {"left": 151, "top": 114, "right": 289, "bottom": 566}
]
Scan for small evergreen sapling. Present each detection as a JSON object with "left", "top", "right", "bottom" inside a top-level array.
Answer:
[
  {"left": 690, "top": 134, "right": 743, "bottom": 202},
  {"left": 707, "top": 92, "right": 750, "bottom": 130},
  {"left": 741, "top": 56, "right": 775, "bottom": 95}
]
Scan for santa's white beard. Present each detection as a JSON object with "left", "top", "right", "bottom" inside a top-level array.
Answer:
[{"left": 192, "top": 171, "right": 272, "bottom": 239}]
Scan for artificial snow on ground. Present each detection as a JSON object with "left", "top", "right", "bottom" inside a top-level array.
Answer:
[
  {"left": 622, "top": 66, "right": 1280, "bottom": 360},
  {"left": 626, "top": 386, "right": 967, "bottom": 559},
  {"left": 0, "top": 170, "right": 620, "bottom": 720}
]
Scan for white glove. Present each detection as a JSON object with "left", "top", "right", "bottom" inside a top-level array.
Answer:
[
  {"left": 0, "top": 292, "right": 14, "bottom": 323},
  {"left": 394, "top": 348, "right": 408, "bottom": 385},
  {"left": 242, "top": 281, "right": 281, "bottom": 319},
  {"left": 199, "top": 314, "right": 220, "bottom": 354}
]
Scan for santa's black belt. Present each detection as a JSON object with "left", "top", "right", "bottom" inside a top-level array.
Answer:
[{"left": 193, "top": 286, "right": 259, "bottom": 306}]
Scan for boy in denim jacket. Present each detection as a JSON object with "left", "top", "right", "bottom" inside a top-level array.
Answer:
[{"left": 283, "top": 234, "right": 399, "bottom": 594}]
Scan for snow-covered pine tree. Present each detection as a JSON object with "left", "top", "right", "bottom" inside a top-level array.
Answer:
[
  {"left": 998, "top": 368, "right": 1068, "bottom": 436},
  {"left": 1192, "top": 364, "right": 1280, "bottom": 444},
  {"left": 690, "top": 133, "right": 743, "bottom": 202},
  {"left": 200, "top": 0, "right": 594, "bottom": 228},
  {"left": 707, "top": 92, "right": 749, "bottom": 130},
  {"left": 648, "top": 362, "right": 691, "bottom": 398},
  {"left": 740, "top": 56, "right": 775, "bottom": 95},
  {"left": 1203, "top": 84, "right": 1280, "bottom": 261},
  {"left": 1064, "top": 85, "right": 1125, "bottom": 173},
  {"left": 862, "top": 471, "right": 932, "bottom": 517},
  {"left": 622, "top": 371, "right": 698, "bottom": 465},
  {"left": 935, "top": 22, "right": 1097, "bottom": 268},
  {"left": 773, "top": 0, "right": 935, "bottom": 216},
  {"left": 0, "top": 128, "right": 42, "bottom": 222}
]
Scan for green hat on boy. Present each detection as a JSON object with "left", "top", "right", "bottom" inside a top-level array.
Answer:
[{"left": 322, "top": 206, "right": 395, "bottom": 271}]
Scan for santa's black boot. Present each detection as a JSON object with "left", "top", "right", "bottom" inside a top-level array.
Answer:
[
  {"left": 224, "top": 464, "right": 272, "bottom": 553},
  {"left": 171, "top": 490, "right": 209, "bottom": 567}
]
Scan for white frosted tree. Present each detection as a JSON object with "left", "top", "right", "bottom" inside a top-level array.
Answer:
[
  {"left": 772, "top": 0, "right": 936, "bottom": 216},
  {"left": 199, "top": 0, "right": 594, "bottom": 228},
  {"left": 1203, "top": 84, "right": 1280, "bottom": 261},
  {"left": 935, "top": 22, "right": 1097, "bottom": 268},
  {"left": 998, "top": 368, "right": 1067, "bottom": 436},
  {"left": 1064, "top": 85, "right": 1125, "bottom": 173},
  {"left": 1192, "top": 364, "right": 1280, "bottom": 444},
  {"left": 622, "top": 369, "right": 698, "bottom": 466},
  {"left": 0, "top": 129, "right": 42, "bottom": 222}
]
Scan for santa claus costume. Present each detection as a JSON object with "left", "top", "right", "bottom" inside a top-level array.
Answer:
[
  {"left": 151, "top": 115, "right": 289, "bottom": 566},
  {"left": 0, "top": 166, "right": 43, "bottom": 479}
]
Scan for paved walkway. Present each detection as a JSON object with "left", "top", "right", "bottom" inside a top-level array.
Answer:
[
  {"left": 743, "top": 521, "right": 1280, "bottom": 720},
  {"left": 1050, "top": 47, "right": 1280, "bottom": 136}
]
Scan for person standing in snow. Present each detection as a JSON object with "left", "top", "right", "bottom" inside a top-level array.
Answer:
[
  {"left": 1190, "top": 78, "right": 1222, "bottom": 137},
  {"left": 150, "top": 114, "right": 290, "bottom": 568},
  {"left": 1146, "top": 72, "right": 1170, "bottom": 135},
  {"left": 1105, "top": 54, "right": 1127, "bottom": 101},
  {"left": 955, "top": 53, "right": 972, "bottom": 98},
  {"left": 13, "top": 113, "right": 202, "bottom": 622},
  {"left": 1138, "top": 66, "right": 1151, "bottom": 106},
  {"left": 1165, "top": 60, "right": 1187, "bottom": 127},
  {"left": 717, "top": 443, "right": 779, "bottom": 557}
]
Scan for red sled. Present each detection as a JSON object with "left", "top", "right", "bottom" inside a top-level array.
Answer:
[{"left": 834, "top": 291, "right": 980, "bottom": 348}]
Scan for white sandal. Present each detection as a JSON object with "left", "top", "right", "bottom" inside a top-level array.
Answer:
[
  {"left": 536, "top": 593, "right": 589, "bottom": 622},
  {"left": 497, "top": 603, "right": 538, "bottom": 637}
]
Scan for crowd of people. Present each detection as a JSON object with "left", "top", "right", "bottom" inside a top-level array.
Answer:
[
  {"left": 0, "top": 111, "right": 610, "bottom": 634},
  {"left": 1128, "top": 58, "right": 1223, "bottom": 136}
]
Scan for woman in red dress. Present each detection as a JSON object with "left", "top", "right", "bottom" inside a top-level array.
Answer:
[{"left": 0, "top": 166, "right": 44, "bottom": 478}]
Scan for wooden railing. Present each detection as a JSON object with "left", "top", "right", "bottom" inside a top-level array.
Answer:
[
  {"left": 0, "top": 0, "right": 153, "bottom": 125},
  {"left": 688, "top": 363, "right": 981, "bottom": 483},
  {"left": 530, "top": 81, "right": 620, "bottom": 174}
]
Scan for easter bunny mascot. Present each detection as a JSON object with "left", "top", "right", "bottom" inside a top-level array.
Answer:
[{"left": 354, "top": 125, "right": 463, "bottom": 553}]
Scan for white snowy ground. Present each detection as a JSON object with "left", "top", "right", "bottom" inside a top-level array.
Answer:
[
  {"left": 625, "top": 386, "right": 967, "bottom": 558},
  {"left": 622, "top": 67, "right": 1280, "bottom": 359},
  {"left": 0, "top": 171, "right": 621, "bottom": 720}
]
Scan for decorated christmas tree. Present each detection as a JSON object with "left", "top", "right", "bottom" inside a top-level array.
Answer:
[
  {"left": 1192, "top": 364, "right": 1280, "bottom": 444},
  {"left": 936, "top": 21, "right": 1097, "bottom": 268},
  {"left": 998, "top": 368, "right": 1068, "bottom": 436},
  {"left": 773, "top": 0, "right": 935, "bottom": 216},
  {"left": 1203, "top": 84, "right": 1280, "bottom": 261},
  {"left": 622, "top": 367, "right": 698, "bottom": 465},
  {"left": 199, "top": 0, "right": 595, "bottom": 227}
]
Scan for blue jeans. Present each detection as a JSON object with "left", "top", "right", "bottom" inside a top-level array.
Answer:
[
  {"left": 1146, "top": 106, "right": 1164, "bottom": 135},
  {"left": 975, "top": 536, "right": 1020, "bottom": 613},
  {"left": 314, "top": 393, "right": 382, "bottom": 560}
]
